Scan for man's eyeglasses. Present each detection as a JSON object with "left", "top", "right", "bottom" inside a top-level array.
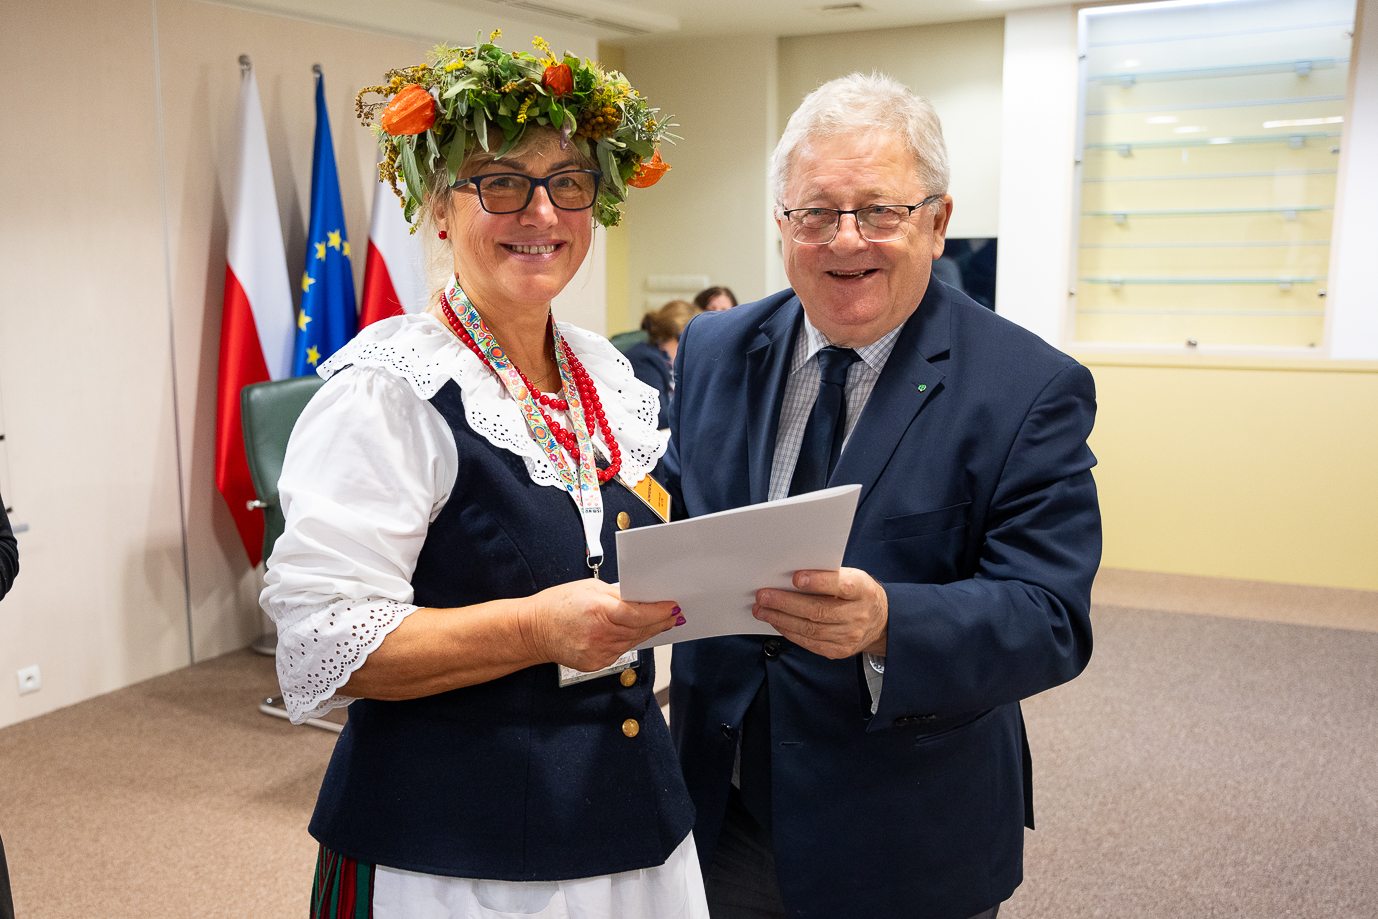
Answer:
[
  {"left": 455, "top": 169, "right": 603, "bottom": 214},
  {"left": 780, "top": 194, "right": 944, "bottom": 244}
]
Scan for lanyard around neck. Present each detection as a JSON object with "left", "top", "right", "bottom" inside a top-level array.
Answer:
[{"left": 444, "top": 281, "right": 606, "bottom": 565}]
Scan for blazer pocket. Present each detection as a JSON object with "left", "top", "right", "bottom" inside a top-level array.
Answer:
[{"left": 882, "top": 501, "right": 971, "bottom": 540}]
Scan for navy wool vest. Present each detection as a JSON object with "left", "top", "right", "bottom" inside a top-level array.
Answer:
[{"left": 308, "top": 377, "right": 695, "bottom": 881}]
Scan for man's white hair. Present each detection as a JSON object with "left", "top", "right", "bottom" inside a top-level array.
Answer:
[{"left": 769, "top": 72, "right": 950, "bottom": 207}]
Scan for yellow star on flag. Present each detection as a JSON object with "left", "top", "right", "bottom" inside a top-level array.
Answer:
[
  {"left": 297, "top": 310, "right": 312, "bottom": 331},
  {"left": 302, "top": 273, "right": 315, "bottom": 293},
  {"left": 327, "top": 230, "right": 342, "bottom": 250},
  {"left": 342, "top": 240, "right": 351, "bottom": 258},
  {"left": 315, "top": 242, "right": 327, "bottom": 261},
  {"left": 306, "top": 345, "right": 321, "bottom": 366}
]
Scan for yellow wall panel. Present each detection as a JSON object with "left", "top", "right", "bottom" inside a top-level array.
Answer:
[{"left": 1081, "top": 357, "right": 1378, "bottom": 590}]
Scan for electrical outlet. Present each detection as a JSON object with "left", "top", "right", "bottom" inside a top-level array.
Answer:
[{"left": 16, "top": 665, "right": 40, "bottom": 695}]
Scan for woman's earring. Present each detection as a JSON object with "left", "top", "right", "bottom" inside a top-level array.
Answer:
[{"left": 438, "top": 230, "right": 448, "bottom": 240}]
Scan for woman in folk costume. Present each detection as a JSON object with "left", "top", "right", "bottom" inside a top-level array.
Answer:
[{"left": 260, "top": 34, "right": 704, "bottom": 918}]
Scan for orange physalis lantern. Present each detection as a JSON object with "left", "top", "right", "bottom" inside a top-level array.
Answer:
[
  {"left": 627, "top": 149, "right": 670, "bottom": 188},
  {"left": 542, "top": 63, "right": 574, "bottom": 97},
  {"left": 381, "top": 84, "right": 437, "bottom": 136}
]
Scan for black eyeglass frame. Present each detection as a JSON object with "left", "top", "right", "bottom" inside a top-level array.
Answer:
[
  {"left": 780, "top": 193, "right": 946, "bottom": 244},
  {"left": 454, "top": 169, "right": 604, "bottom": 215}
]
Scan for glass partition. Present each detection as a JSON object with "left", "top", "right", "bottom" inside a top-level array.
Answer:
[{"left": 1073, "top": 0, "right": 1356, "bottom": 349}]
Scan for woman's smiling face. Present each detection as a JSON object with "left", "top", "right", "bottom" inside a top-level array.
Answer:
[{"left": 440, "top": 127, "right": 595, "bottom": 314}]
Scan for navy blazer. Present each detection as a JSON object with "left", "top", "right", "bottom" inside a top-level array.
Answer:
[
  {"left": 0, "top": 489, "right": 16, "bottom": 600},
  {"left": 623, "top": 340, "right": 673, "bottom": 429},
  {"left": 663, "top": 281, "right": 1101, "bottom": 919}
]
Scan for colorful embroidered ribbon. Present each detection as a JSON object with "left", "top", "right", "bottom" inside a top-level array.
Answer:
[{"left": 446, "top": 280, "right": 605, "bottom": 561}]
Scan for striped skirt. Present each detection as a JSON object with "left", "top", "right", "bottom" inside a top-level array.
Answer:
[{"left": 311, "top": 845, "right": 375, "bottom": 919}]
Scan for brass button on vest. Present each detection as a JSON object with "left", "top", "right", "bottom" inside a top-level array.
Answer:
[
  {"left": 616, "top": 511, "right": 631, "bottom": 530},
  {"left": 620, "top": 669, "right": 637, "bottom": 687},
  {"left": 622, "top": 718, "right": 640, "bottom": 738}
]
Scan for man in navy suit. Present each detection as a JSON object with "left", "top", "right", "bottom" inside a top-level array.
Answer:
[{"left": 663, "top": 73, "right": 1100, "bottom": 919}]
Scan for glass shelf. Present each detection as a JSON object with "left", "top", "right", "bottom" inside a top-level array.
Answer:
[
  {"left": 1084, "top": 169, "right": 1337, "bottom": 183},
  {"left": 1080, "top": 240, "right": 1330, "bottom": 248},
  {"left": 1083, "top": 206, "right": 1326, "bottom": 216},
  {"left": 1084, "top": 132, "right": 1340, "bottom": 151},
  {"left": 1091, "top": 57, "right": 1345, "bottom": 84},
  {"left": 1079, "top": 277, "right": 1324, "bottom": 284},
  {"left": 1076, "top": 308, "right": 1325, "bottom": 316},
  {"left": 1086, "top": 93, "right": 1345, "bottom": 116}
]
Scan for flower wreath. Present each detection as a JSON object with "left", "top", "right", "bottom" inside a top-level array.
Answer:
[{"left": 356, "top": 32, "right": 676, "bottom": 229}]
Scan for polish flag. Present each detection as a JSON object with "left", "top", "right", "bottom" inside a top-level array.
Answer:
[
  {"left": 215, "top": 65, "right": 295, "bottom": 566},
  {"left": 359, "top": 175, "right": 429, "bottom": 327}
]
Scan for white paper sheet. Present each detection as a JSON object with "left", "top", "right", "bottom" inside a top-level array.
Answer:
[{"left": 617, "top": 485, "right": 861, "bottom": 649}]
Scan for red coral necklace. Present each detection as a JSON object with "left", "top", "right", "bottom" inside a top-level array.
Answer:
[{"left": 440, "top": 291, "right": 622, "bottom": 484}]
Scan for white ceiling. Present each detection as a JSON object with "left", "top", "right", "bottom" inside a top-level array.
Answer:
[
  {"left": 227, "top": 0, "right": 1064, "bottom": 43},
  {"left": 464, "top": 0, "right": 1056, "bottom": 40}
]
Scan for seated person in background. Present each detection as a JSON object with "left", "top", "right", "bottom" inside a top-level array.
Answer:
[
  {"left": 693, "top": 285, "right": 737, "bottom": 312},
  {"left": 625, "top": 299, "right": 702, "bottom": 429}
]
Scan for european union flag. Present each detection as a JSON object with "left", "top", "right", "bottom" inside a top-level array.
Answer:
[{"left": 293, "top": 69, "right": 357, "bottom": 375}]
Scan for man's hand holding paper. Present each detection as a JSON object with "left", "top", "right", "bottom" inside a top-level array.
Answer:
[
  {"left": 617, "top": 485, "right": 861, "bottom": 650},
  {"left": 752, "top": 567, "right": 888, "bottom": 658}
]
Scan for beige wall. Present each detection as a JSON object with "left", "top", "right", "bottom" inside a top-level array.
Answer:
[
  {"left": 0, "top": 0, "right": 190, "bottom": 730},
  {"left": 597, "top": 43, "right": 634, "bottom": 334},
  {"left": 621, "top": 34, "right": 780, "bottom": 324},
  {"left": 0, "top": 0, "right": 597, "bottom": 729}
]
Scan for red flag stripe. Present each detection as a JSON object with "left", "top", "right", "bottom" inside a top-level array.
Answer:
[
  {"left": 216, "top": 266, "right": 269, "bottom": 566},
  {"left": 358, "top": 240, "right": 406, "bottom": 328}
]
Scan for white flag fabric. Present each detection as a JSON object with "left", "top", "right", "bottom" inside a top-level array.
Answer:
[
  {"left": 216, "top": 65, "right": 295, "bottom": 565},
  {"left": 360, "top": 176, "right": 429, "bottom": 326}
]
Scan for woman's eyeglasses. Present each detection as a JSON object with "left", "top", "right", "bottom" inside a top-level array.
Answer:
[{"left": 456, "top": 169, "right": 603, "bottom": 214}]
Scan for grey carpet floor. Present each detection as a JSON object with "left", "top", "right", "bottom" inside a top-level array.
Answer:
[
  {"left": 1006, "top": 605, "right": 1378, "bottom": 918},
  {"left": 1, "top": 604, "right": 1375, "bottom": 918}
]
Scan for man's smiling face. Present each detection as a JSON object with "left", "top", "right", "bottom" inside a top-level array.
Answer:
[{"left": 776, "top": 131, "right": 952, "bottom": 347}]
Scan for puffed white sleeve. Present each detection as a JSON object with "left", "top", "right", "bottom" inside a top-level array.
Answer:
[{"left": 260, "top": 366, "right": 458, "bottom": 723}]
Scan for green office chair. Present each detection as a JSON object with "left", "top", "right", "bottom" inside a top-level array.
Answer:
[
  {"left": 242, "top": 375, "right": 345, "bottom": 733},
  {"left": 241, "top": 375, "right": 325, "bottom": 654},
  {"left": 608, "top": 329, "right": 648, "bottom": 353},
  {"left": 242, "top": 375, "right": 326, "bottom": 564}
]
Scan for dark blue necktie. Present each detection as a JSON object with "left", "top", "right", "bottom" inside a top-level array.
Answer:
[
  {"left": 737, "top": 347, "right": 861, "bottom": 836},
  {"left": 788, "top": 346, "right": 861, "bottom": 496}
]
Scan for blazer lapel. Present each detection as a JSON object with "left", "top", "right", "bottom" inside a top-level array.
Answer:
[
  {"left": 829, "top": 281, "right": 952, "bottom": 508},
  {"left": 746, "top": 298, "right": 804, "bottom": 505}
]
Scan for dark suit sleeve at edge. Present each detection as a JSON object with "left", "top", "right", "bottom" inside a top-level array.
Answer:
[
  {"left": 868, "top": 361, "right": 1101, "bottom": 732},
  {"left": 661, "top": 321, "right": 691, "bottom": 522},
  {"left": 0, "top": 491, "right": 18, "bottom": 601}
]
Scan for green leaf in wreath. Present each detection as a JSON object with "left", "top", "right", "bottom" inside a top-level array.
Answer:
[
  {"left": 474, "top": 107, "right": 489, "bottom": 151},
  {"left": 445, "top": 122, "right": 468, "bottom": 183},
  {"left": 399, "top": 137, "right": 424, "bottom": 200},
  {"left": 494, "top": 128, "right": 522, "bottom": 160},
  {"left": 598, "top": 141, "right": 624, "bottom": 196}
]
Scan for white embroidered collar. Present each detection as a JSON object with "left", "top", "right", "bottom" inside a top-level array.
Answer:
[{"left": 318, "top": 312, "right": 667, "bottom": 490}]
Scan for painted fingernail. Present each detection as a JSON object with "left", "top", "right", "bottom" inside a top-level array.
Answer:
[
  {"left": 672, "top": 605, "right": 681, "bottom": 615},
  {"left": 675, "top": 615, "right": 687, "bottom": 626}
]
